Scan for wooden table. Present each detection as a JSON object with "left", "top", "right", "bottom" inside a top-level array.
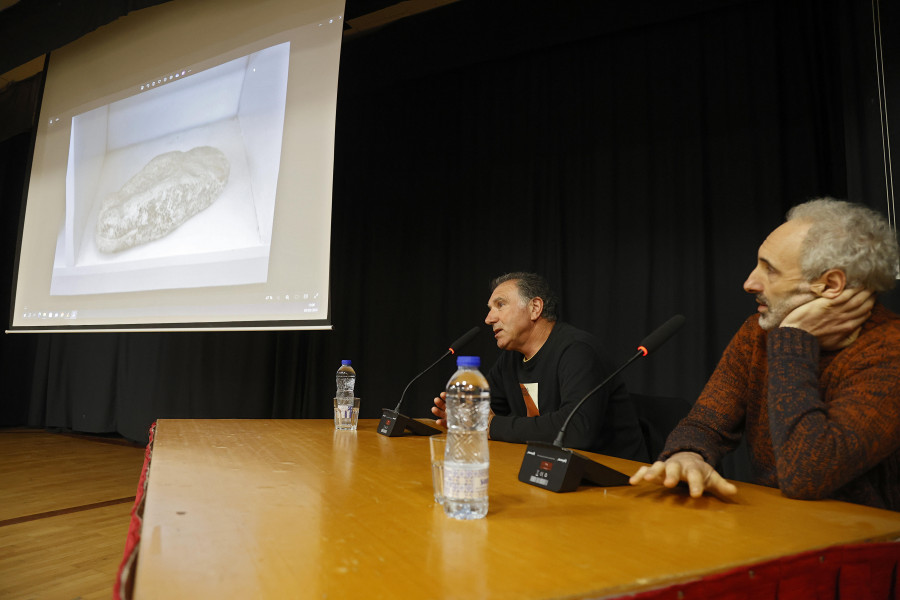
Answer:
[{"left": 132, "top": 419, "right": 900, "bottom": 599}]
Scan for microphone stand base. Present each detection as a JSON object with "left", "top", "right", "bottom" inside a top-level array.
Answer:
[
  {"left": 377, "top": 409, "right": 442, "bottom": 437},
  {"left": 518, "top": 441, "right": 630, "bottom": 492}
]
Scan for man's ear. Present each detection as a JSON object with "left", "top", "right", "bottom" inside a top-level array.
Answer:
[
  {"left": 529, "top": 296, "right": 545, "bottom": 321},
  {"left": 811, "top": 269, "right": 847, "bottom": 298}
]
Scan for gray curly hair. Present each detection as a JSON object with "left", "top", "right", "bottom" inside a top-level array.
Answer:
[{"left": 787, "top": 198, "right": 899, "bottom": 292}]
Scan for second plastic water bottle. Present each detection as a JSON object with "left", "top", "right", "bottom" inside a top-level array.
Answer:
[
  {"left": 442, "top": 355, "right": 490, "bottom": 520},
  {"left": 334, "top": 360, "right": 358, "bottom": 430},
  {"left": 336, "top": 360, "right": 356, "bottom": 398}
]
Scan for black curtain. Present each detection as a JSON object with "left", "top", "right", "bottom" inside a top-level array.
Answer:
[
  {"left": 2, "top": 0, "right": 897, "bottom": 480},
  {"left": 1, "top": 130, "right": 39, "bottom": 427}
]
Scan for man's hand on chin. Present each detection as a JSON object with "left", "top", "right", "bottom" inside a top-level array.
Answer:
[{"left": 780, "top": 288, "right": 875, "bottom": 350}]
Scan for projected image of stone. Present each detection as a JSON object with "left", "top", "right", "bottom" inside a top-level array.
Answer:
[
  {"left": 48, "top": 41, "right": 291, "bottom": 296},
  {"left": 96, "top": 146, "right": 230, "bottom": 253}
]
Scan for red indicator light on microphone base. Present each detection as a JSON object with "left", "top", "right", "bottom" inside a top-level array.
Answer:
[{"left": 637, "top": 345, "right": 649, "bottom": 357}]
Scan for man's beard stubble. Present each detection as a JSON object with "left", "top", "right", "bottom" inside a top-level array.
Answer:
[{"left": 756, "top": 288, "right": 816, "bottom": 331}]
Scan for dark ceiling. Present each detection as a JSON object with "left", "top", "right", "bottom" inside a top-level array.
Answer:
[
  {"left": 0, "top": 0, "right": 457, "bottom": 79},
  {"left": 1, "top": 0, "right": 753, "bottom": 83}
]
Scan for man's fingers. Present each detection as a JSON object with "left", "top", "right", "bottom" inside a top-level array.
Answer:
[
  {"left": 663, "top": 460, "right": 686, "bottom": 488},
  {"left": 841, "top": 289, "right": 875, "bottom": 315},
  {"left": 430, "top": 405, "right": 446, "bottom": 428},
  {"left": 685, "top": 466, "right": 707, "bottom": 497},
  {"left": 837, "top": 287, "right": 873, "bottom": 306},
  {"left": 628, "top": 466, "right": 649, "bottom": 485},
  {"left": 629, "top": 462, "right": 665, "bottom": 485},
  {"left": 681, "top": 464, "right": 736, "bottom": 498},
  {"left": 706, "top": 472, "right": 738, "bottom": 498},
  {"left": 630, "top": 452, "right": 738, "bottom": 500}
]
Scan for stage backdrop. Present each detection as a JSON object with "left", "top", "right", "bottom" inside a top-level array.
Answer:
[{"left": 2, "top": 0, "right": 898, "bottom": 482}]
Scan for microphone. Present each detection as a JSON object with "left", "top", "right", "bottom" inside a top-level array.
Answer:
[
  {"left": 377, "top": 326, "right": 481, "bottom": 437},
  {"left": 637, "top": 313, "right": 686, "bottom": 356},
  {"left": 518, "top": 314, "right": 685, "bottom": 492}
]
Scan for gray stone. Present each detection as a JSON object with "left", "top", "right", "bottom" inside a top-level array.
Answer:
[{"left": 95, "top": 146, "right": 230, "bottom": 253}]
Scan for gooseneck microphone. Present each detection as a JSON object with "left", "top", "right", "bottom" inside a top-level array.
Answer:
[
  {"left": 553, "top": 314, "right": 686, "bottom": 448},
  {"left": 518, "top": 314, "right": 686, "bottom": 492},
  {"left": 377, "top": 326, "right": 481, "bottom": 437}
]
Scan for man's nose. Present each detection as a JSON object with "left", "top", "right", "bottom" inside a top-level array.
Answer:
[
  {"left": 485, "top": 309, "right": 497, "bottom": 324},
  {"left": 743, "top": 268, "right": 763, "bottom": 294}
]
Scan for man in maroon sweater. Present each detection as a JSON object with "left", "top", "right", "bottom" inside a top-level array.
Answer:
[{"left": 630, "top": 198, "right": 900, "bottom": 511}]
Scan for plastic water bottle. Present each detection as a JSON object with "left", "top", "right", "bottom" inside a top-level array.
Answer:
[
  {"left": 336, "top": 360, "right": 356, "bottom": 398},
  {"left": 442, "top": 355, "right": 490, "bottom": 520}
]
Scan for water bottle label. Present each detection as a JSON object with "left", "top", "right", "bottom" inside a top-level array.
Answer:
[{"left": 443, "top": 464, "right": 489, "bottom": 499}]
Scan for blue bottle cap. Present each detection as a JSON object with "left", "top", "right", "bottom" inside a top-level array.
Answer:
[
  {"left": 341, "top": 359, "right": 352, "bottom": 365},
  {"left": 456, "top": 355, "right": 480, "bottom": 367}
]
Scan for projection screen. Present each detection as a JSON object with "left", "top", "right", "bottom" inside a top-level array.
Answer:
[{"left": 9, "top": 0, "right": 344, "bottom": 332}]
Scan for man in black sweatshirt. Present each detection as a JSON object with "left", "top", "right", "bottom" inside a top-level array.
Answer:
[{"left": 433, "top": 272, "right": 648, "bottom": 461}]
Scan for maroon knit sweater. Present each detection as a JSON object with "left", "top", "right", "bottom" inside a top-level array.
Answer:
[{"left": 663, "top": 303, "right": 900, "bottom": 511}]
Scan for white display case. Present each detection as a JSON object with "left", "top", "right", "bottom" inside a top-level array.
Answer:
[{"left": 50, "top": 42, "right": 290, "bottom": 295}]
